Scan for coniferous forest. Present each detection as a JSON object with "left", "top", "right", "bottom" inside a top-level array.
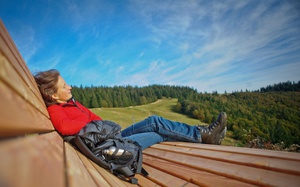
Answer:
[{"left": 71, "top": 81, "right": 300, "bottom": 148}]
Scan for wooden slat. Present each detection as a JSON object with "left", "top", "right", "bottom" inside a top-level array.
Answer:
[
  {"left": 78, "top": 148, "right": 157, "bottom": 187},
  {"left": 64, "top": 142, "right": 98, "bottom": 187},
  {"left": 143, "top": 155, "right": 256, "bottom": 187},
  {"left": 0, "top": 20, "right": 48, "bottom": 118},
  {"left": 0, "top": 20, "right": 27, "bottom": 76},
  {"left": 89, "top": 161, "right": 137, "bottom": 187},
  {"left": 143, "top": 147, "right": 300, "bottom": 187},
  {"left": 0, "top": 20, "right": 41, "bottom": 96},
  {"left": 135, "top": 174, "right": 162, "bottom": 187},
  {"left": 77, "top": 150, "right": 138, "bottom": 187},
  {"left": 0, "top": 80, "right": 53, "bottom": 137},
  {"left": 152, "top": 143, "right": 300, "bottom": 175},
  {"left": 161, "top": 142, "right": 300, "bottom": 161},
  {"left": 76, "top": 150, "right": 112, "bottom": 187},
  {"left": 0, "top": 132, "right": 64, "bottom": 187},
  {"left": 142, "top": 164, "right": 199, "bottom": 187},
  {"left": 0, "top": 41, "right": 48, "bottom": 118}
]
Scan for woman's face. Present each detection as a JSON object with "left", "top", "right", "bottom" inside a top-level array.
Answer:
[{"left": 51, "top": 76, "right": 72, "bottom": 103}]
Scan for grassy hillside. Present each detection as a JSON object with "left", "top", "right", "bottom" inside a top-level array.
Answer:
[{"left": 90, "top": 98, "right": 240, "bottom": 146}]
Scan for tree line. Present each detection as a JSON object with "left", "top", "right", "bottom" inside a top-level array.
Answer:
[
  {"left": 175, "top": 91, "right": 300, "bottom": 147},
  {"left": 72, "top": 81, "right": 300, "bottom": 147},
  {"left": 71, "top": 85, "right": 199, "bottom": 108},
  {"left": 259, "top": 81, "right": 300, "bottom": 92}
]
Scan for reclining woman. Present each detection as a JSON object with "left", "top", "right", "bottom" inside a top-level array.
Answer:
[{"left": 34, "top": 69, "right": 227, "bottom": 150}]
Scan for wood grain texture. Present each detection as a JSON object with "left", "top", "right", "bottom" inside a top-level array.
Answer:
[
  {"left": 144, "top": 143, "right": 300, "bottom": 187},
  {"left": 90, "top": 161, "right": 135, "bottom": 187},
  {"left": 0, "top": 80, "right": 53, "bottom": 137},
  {"left": 76, "top": 150, "right": 112, "bottom": 187},
  {"left": 161, "top": 142, "right": 300, "bottom": 161},
  {"left": 0, "top": 132, "right": 64, "bottom": 187},
  {"left": 0, "top": 21, "right": 48, "bottom": 117},
  {"left": 0, "top": 20, "right": 53, "bottom": 137},
  {"left": 64, "top": 142, "right": 98, "bottom": 187},
  {"left": 152, "top": 143, "right": 300, "bottom": 175},
  {"left": 80, "top": 153, "right": 146, "bottom": 187},
  {"left": 143, "top": 155, "right": 256, "bottom": 187},
  {"left": 135, "top": 174, "right": 162, "bottom": 187},
  {"left": 142, "top": 164, "right": 199, "bottom": 187}
]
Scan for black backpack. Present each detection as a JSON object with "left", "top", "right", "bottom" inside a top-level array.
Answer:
[{"left": 64, "top": 120, "right": 148, "bottom": 184}]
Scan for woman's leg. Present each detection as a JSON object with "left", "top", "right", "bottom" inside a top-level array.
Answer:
[
  {"left": 124, "top": 132, "right": 165, "bottom": 150},
  {"left": 121, "top": 115, "right": 201, "bottom": 143}
]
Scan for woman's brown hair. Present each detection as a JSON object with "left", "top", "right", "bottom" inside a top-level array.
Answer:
[{"left": 34, "top": 69, "right": 60, "bottom": 107}]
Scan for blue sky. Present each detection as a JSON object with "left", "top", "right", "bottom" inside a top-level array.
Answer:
[{"left": 1, "top": 0, "right": 300, "bottom": 93}]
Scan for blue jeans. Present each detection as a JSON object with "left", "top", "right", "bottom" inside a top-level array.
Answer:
[{"left": 121, "top": 115, "right": 201, "bottom": 150}]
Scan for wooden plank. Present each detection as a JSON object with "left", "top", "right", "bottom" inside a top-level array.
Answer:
[
  {"left": 0, "top": 20, "right": 41, "bottom": 97},
  {"left": 161, "top": 142, "right": 300, "bottom": 161},
  {"left": 0, "top": 20, "right": 25, "bottom": 71},
  {"left": 78, "top": 149, "right": 156, "bottom": 187},
  {"left": 143, "top": 155, "right": 256, "bottom": 187},
  {"left": 0, "top": 132, "right": 64, "bottom": 187},
  {"left": 152, "top": 143, "right": 300, "bottom": 176},
  {"left": 143, "top": 147, "right": 300, "bottom": 187},
  {"left": 0, "top": 20, "right": 48, "bottom": 116},
  {"left": 0, "top": 80, "right": 53, "bottom": 137},
  {"left": 0, "top": 39, "right": 49, "bottom": 118},
  {"left": 64, "top": 142, "right": 98, "bottom": 187},
  {"left": 75, "top": 150, "right": 111, "bottom": 187},
  {"left": 135, "top": 174, "right": 162, "bottom": 187},
  {"left": 89, "top": 161, "right": 135, "bottom": 187},
  {"left": 142, "top": 164, "right": 199, "bottom": 187}
]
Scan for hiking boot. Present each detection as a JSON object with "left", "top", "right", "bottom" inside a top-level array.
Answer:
[{"left": 197, "top": 112, "right": 227, "bottom": 145}]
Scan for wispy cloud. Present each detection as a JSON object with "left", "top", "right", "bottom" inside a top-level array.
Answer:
[
  {"left": 9, "top": 24, "right": 39, "bottom": 63},
  {"left": 1, "top": 0, "right": 299, "bottom": 93},
  {"left": 129, "top": 0, "right": 298, "bottom": 91}
]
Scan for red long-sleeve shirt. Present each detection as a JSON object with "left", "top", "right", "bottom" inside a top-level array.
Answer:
[{"left": 47, "top": 98, "right": 102, "bottom": 135}]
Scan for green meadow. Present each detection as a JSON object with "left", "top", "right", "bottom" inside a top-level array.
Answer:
[{"left": 91, "top": 98, "right": 239, "bottom": 146}]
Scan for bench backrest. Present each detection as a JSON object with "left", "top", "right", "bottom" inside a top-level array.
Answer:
[{"left": 0, "top": 19, "right": 66, "bottom": 187}]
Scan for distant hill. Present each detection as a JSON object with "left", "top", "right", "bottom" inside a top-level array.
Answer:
[
  {"left": 175, "top": 91, "right": 300, "bottom": 148},
  {"left": 73, "top": 81, "right": 300, "bottom": 148}
]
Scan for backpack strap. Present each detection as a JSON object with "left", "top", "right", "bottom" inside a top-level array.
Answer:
[
  {"left": 138, "top": 149, "right": 149, "bottom": 177},
  {"left": 133, "top": 141, "right": 149, "bottom": 177},
  {"left": 63, "top": 135, "right": 75, "bottom": 142}
]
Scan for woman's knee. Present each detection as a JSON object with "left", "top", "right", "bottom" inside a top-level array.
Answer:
[{"left": 148, "top": 115, "right": 160, "bottom": 121}]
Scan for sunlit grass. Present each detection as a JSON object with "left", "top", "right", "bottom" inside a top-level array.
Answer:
[{"left": 90, "top": 98, "right": 240, "bottom": 146}]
